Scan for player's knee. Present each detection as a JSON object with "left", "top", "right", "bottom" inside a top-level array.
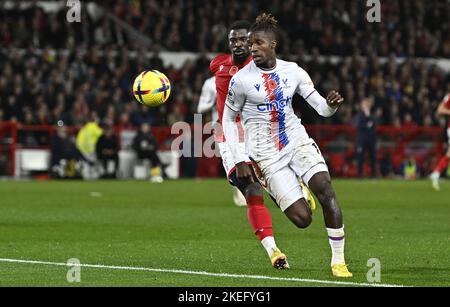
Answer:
[
  {"left": 317, "top": 190, "right": 336, "bottom": 208},
  {"left": 314, "top": 181, "right": 336, "bottom": 205},
  {"left": 291, "top": 212, "right": 312, "bottom": 229},
  {"left": 285, "top": 201, "right": 312, "bottom": 229},
  {"left": 289, "top": 211, "right": 312, "bottom": 229}
]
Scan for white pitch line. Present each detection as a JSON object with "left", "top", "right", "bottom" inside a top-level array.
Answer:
[{"left": 0, "top": 258, "right": 405, "bottom": 287}]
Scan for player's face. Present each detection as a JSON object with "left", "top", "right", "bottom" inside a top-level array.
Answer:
[
  {"left": 248, "top": 31, "right": 276, "bottom": 68},
  {"left": 229, "top": 29, "right": 250, "bottom": 63}
]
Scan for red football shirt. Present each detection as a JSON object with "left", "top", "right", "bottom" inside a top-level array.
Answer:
[{"left": 210, "top": 54, "right": 252, "bottom": 142}]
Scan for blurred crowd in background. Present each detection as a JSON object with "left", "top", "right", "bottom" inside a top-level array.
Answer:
[
  {"left": 0, "top": 0, "right": 449, "bottom": 145},
  {"left": 3, "top": 0, "right": 449, "bottom": 56}
]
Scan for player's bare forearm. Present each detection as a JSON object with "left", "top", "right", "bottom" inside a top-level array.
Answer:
[
  {"left": 438, "top": 110, "right": 450, "bottom": 116},
  {"left": 326, "top": 90, "right": 344, "bottom": 109}
]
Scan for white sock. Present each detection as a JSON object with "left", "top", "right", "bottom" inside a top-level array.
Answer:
[
  {"left": 326, "top": 226, "right": 346, "bottom": 265},
  {"left": 430, "top": 171, "right": 440, "bottom": 180},
  {"left": 261, "top": 236, "right": 277, "bottom": 257}
]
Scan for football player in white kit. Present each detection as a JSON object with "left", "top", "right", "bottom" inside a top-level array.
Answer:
[
  {"left": 197, "top": 75, "right": 247, "bottom": 206},
  {"left": 222, "top": 13, "right": 352, "bottom": 277}
]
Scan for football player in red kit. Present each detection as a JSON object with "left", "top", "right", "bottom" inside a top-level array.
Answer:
[
  {"left": 430, "top": 89, "right": 450, "bottom": 191},
  {"left": 209, "top": 20, "right": 289, "bottom": 269}
]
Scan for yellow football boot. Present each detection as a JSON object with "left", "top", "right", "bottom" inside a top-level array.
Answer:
[
  {"left": 270, "top": 248, "right": 290, "bottom": 270},
  {"left": 150, "top": 167, "right": 163, "bottom": 183},
  {"left": 300, "top": 181, "right": 316, "bottom": 211},
  {"left": 331, "top": 263, "right": 353, "bottom": 277}
]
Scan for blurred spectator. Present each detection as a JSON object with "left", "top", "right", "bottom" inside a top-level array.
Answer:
[
  {"left": 355, "top": 97, "right": 377, "bottom": 178},
  {"left": 402, "top": 156, "right": 418, "bottom": 180},
  {"left": 17, "top": 109, "right": 38, "bottom": 147},
  {"left": 117, "top": 112, "right": 134, "bottom": 130},
  {"left": 118, "top": 0, "right": 450, "bottom": 58},
  {"left": 130, "top": 105, "right": 156, "bottom": 126},
  {"left": 50, "top": 124, "right": 82, "bottom": 179},
  {"left": 76, "top": 116, "right": 103, "bottom": 179},
  {"left": 379, "top": 152, "right": 394, "bottom": 178},
  {"left": 149, "top": 47, "right": 164, "bottom": 71},
  {"left": 132, "top": 123, "right": 164, "bottom": 182},
  {"left": 167, "top": 102, "right": 186, "bottom": 126},
  {"left": 96, "top": 122, "right": 119, "bottom": 179}
]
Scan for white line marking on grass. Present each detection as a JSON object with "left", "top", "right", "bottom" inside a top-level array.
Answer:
[{"left": 0, "top": 258, "right": 406, "bottom": 287}]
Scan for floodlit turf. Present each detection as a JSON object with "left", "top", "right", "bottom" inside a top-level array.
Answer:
[{"left": 0, "top": 178, "right": 449, "bottom": 287}]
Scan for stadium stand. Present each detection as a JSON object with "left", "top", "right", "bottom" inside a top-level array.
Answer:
[{"left": 0, "top": 0, "right": 449, "bottom": 178}]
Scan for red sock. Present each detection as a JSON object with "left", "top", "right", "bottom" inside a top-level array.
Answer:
[
  {"left": 247, "top": 195, "right": 274, "bottom": 241},
  {"left": 434, "top": 156, "right": 449, "bottom": 173}
]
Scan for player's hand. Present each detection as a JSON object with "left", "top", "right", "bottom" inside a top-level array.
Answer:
[
  {"left": 326, "top": 90, "right": 344, "bottom": 109},
  {"left": 236, "top": 162, "right": 254, "bottom": 184}
]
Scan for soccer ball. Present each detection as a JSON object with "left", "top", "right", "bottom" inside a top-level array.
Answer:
[{"left": 133, "top": 70, "right": 171, "bottom": 107}]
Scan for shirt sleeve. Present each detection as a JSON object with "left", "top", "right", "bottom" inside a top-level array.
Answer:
[
  {"left": 295, "top": 66, "right": 315, "bottom": 98},
  {"left": 295, "top": 65, "right": 337, "bottom": 117},
  {"left": 224, "top": 76, "right": 246, "bottom": 112},
  {"left": 197, "top": 77, "right": 216, "bottom": 114},
  {"left": 222, "top": 104, "right": 248, "bottom": 164}
]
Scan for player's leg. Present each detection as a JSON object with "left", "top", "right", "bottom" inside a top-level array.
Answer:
[
  {"left": 284, "top": 199, "right": 312, "bottom": 229},
  {"left": 291, "top": 139, "right": 352, "bottom": 277},
  {"left": 232, "top": 186, "right": 247, "bottom": 206},
  {"left": 228, "top": 170, "right": 289, "bottom": 269},
  {"left": 299, "top": 180, "right": 316, "bottom": 211},
  {"left": 430, "top": 151, "right": 450, "bottom": 190},
  {"left": 430, "top": 132, "right": 450, "bottom": 191},
  {"left": 247, "top": 160, "right": 316, "bottom": 268},
  {"left": 307, "top": 171, "right": 351, "bottom": 277},
  {"left": 263, "top": 165, "right": 312, "bottom": 229},
  {"left": 308, "top": 171, "right": 342, "bottom": 229},
  {"left": 219, "top": 140, "right": 288, "bottom": 268}
]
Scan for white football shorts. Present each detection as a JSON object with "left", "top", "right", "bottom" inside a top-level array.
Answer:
[
  {"left": 252, "top": 138, "right": 328, "bottom": 212},
  {"left": 217, "top": 141, "right": 250, "bottom": 177}
]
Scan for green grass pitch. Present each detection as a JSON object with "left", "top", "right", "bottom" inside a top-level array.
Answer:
[{"left": 0, "top": 179, "right": 448, "bottom": 287}]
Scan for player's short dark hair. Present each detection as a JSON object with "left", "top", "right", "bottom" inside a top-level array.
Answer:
[
  {"left": 250, "top": 13, "right": 279, "bottom": 41},
  {"left": 228, "top": 20, "right": 251, "bottom": 32}
]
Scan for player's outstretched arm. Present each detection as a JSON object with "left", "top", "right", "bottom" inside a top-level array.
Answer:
[
  {"left": 304, "top": 90, "right": 340, "bottom": 117},
  {"left": 297, "top": 66, "right": 341, "bottom": 117}
]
